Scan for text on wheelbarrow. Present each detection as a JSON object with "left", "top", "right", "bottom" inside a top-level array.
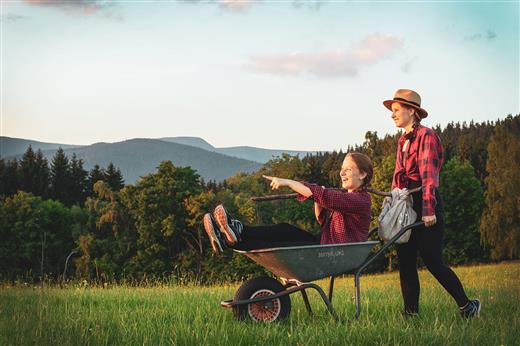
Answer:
[{"left": 317, "top": 250, "right": 345, "bottom": 258}]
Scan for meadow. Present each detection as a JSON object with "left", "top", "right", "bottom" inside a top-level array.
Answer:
[{"left": 1, "top": 262, "right": 519, "bottom": 345}]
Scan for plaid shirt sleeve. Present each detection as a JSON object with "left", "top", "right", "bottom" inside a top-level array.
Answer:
[
  {"left": 297, "top": 183, "right": 370, "bottom": 215},
  {"left": 417, "top": 130, "right": 443, "bottom": 216}
]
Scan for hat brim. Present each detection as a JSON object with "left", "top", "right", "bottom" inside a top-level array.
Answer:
[{"left": 383, "top": 99, "right": 428, "bottom": 119}]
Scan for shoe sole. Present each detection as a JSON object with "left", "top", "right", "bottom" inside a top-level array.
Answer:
[
  {"left": 475, "top": 299, "right": 481, "bottom": 317},
  {"left": 214, "top": 205, "right": 237, "bottom": 245},
  {"left": 203, "top": 213, "right": 223, "bottom": 253}
]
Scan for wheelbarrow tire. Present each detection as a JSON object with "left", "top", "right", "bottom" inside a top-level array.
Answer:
[{"left": 233, "top": 276, "right": 291, "bottom": 322}]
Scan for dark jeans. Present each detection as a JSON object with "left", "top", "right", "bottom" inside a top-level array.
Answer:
[
  {"left": 233, "top": 223, "right": 319, "bottom": 251},
  {"left": 396, "top": 189, "right": 469, "bottom": 313}
]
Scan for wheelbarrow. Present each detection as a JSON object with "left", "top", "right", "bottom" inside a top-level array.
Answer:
[{"left": 220, "top": 189, "right": 423, "bottom": 322}]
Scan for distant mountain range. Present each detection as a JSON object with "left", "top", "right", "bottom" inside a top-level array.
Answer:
[
  {"left": 0, "top": 136, "right": 315, "bottom": 183},
  {"left": 159, "top": 137, "right": 314, "bottom": 163}
]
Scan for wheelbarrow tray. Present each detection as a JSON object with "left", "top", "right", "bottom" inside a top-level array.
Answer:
[{"left": 234, "top": 241, "right": 379, "bottom": 282}]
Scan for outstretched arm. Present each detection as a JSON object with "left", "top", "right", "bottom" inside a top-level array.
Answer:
[{"left": 263, "top": 175, "right": 312, "bottom": 197}]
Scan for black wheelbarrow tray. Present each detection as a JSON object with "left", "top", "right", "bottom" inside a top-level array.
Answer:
[{"left": 221, "top": 221, "right": 424, "bottom": 322}]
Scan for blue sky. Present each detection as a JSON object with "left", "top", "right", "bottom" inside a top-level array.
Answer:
[{"left": 1, "top": 0, "right": 518, "bottom": 151}]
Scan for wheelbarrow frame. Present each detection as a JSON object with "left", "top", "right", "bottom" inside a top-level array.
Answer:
[{"left": 221, "top": 220, "right": 425, "bottom": 320}]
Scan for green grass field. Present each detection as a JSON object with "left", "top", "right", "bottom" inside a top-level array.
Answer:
[{"left": 1, "top": 262, "right": 519, "bottom": 345}]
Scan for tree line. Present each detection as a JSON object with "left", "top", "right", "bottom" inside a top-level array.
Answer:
[
  {"left": 0, "top": 147, "right": 124, "bottom": 206},
  {"left": 0, "top": 115, "right": 518, "bottom": 283}
]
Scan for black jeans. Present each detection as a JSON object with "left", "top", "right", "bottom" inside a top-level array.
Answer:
[
  {"left": 396, "top": 189, "right": 469, "bottom": 313},
  {"left": 233, "top": 223, "right": 319, "bottom": 251}
]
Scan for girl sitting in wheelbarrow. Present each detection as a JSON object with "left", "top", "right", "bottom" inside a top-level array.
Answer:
[{"left": 202, "top": 152, "right": 373, "bottom": 253}]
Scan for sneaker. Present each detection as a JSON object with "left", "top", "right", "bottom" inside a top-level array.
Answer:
[
  {"left": 402, "top": 310, "right": 419, "bottom": 318},
  {"left": 460, "top": 299, "right": 481, "bottom": 318},
  {"left": 213, "top": 204, "right": 243, "bottom": 246},
  {"left": 203, "top": 213, "right": 226, "bottom": 254}
]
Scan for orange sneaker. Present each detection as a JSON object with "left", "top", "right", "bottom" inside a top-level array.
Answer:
[
  {"left": 213, "top": 204, "right": 242, "bottom": 246},
  {"left": 203, "top": 213, "right": 225, "bottom": 253}
]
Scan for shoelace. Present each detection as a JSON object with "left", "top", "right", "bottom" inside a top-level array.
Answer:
[{"left": 231, "top": 219, "right": 243, "bottom": 236}]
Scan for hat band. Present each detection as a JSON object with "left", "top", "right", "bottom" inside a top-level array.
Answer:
[{"left": 394, "top": 97, "right": 420, "bottom": 108}]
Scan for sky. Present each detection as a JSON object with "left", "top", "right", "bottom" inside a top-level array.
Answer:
[{"left": 1, "top": 0, "right": 519, "bottom": 151}]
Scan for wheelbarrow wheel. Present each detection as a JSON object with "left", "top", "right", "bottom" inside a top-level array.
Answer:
[{"left": 233, "top": 276, "right": 291, "bottom": 322}]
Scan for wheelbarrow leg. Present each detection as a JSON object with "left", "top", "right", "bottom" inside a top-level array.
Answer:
[
  {"left": 328, "top": 276, "right": 335, "bottom": 303},
  {"left": 300, "top": 289, "right": 313, "bottom": 315},
  {"left": 355, "top": 273, "right": 361, "bottom": 319},
  {"left": 304, "top": 283, "right": 339, "bottom": 321}
]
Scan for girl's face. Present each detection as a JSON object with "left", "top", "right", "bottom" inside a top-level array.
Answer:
[
  {"left": 390, "top": 102, "right": 415, "bottom": 129},
  {"left": 340, "top": 156, "right": 367, "bottom": 192}
]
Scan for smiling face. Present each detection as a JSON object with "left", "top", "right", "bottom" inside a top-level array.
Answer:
[
  {"left": 340, "top": 155, "right": 367, "bottom": 192},
  {"left": 390, "top": 102, "right": 416, "bottom": 131}
]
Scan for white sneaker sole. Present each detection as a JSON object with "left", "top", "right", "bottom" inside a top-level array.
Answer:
[
  {"left": 203, "top": 214, "right": 223, "bottom": 253},
  {"left": 214, "top": 205, "right": 237, "bottom": 245}
]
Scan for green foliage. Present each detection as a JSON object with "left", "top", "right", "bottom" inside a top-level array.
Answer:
[
  {"left": 78, "top": 181, "right": 137, "bottom": 280},
  {"left": 0, "top": 192, "right": 75, "bottom": 280},
  {"left": 480, "top": 115, "right": 520, "bottom": 259},
  {"left": 0, "top": 159, "right": 21, "bottom": 196},
  {"left": 87, "top": 164, "right": 106, "bottom": 197},
  {"left": 20, "top": 146, "right": 50, "bottom": 198},
  {"left": 50, "top": 148, "right": 71, "bottom": 205},
  {"left": 1, "top": 116, "right": 518, "bottom": 282},
  {"left": 69, "top": 154, "right": 88, "bottom": 206},
  {"left": 440, "top": 158, "right": 485, "bottom": 264},
  {"left": 104, "top": 162, "right": 125, "bottom": 191},
  {"left": 370, "top": 154, "right": 398, "bottom": 271}
]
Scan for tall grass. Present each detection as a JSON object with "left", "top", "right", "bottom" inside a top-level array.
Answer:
[{"left": 1, "top": 262, "right": 519, "bottom": 345}]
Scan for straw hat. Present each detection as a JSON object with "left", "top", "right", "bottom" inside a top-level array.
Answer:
[{"left": 383, "top": 89, "right": 428, "bottom": 118}]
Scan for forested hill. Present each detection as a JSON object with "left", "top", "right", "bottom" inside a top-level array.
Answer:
[
  {"left": 5, "top": 138, "right": 263, "bottom": 183},
  {"left": 0, "top": 136, "right": 81, "bottom": 157},
  {"left": 1, "top": 136, "right": 313, "bottom": 182}
]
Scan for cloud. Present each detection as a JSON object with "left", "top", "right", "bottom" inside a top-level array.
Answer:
[
  {"left": 465, "top": 29, "right": 497, "bottom": 41},
  {"left": 22, "top": 0, "right": 114, "bottom": 16},
  {"left": 219, "top": 0, "right": 254, "bottom": 11},
  {"left": 244, "top": 33, "right": 403, "bottom": 78}
]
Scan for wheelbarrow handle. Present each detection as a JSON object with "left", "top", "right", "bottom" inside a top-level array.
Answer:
[
  {"left": 250, "top": 186, "right": 422, "bottom": 202},
  {"left": 251, "top": 193, "right": 298, "bottom": 201}
]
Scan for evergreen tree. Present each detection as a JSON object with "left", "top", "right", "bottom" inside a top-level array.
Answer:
[
  {"left": 20, "top": 146, "right": 37, "bottom": 194},
  {"left": 1, "top": 159, "right": 21, "bottom": 196},
  {"left": 0, "top": 159, "right": 5, "bottom": 196},
  {"left": 87, "top": 164, "right": 106, "bottom": 197},
  {"left": 19, "top": 147, "right": 50, "bottom": 198},
  {"left": 50, "top": 148, "right": 72, "bottom": 206},
  {"left": 104, "top": 162, "right": 124, "bottom": 191},
  {"left": 34, "top": 150, "right": 50, "bottom": 198},
  {"left": 69, "top": 153, "right": 88, "bottom": 206},
  {"left": 480, "top": 115, "right": 520, "bottom": 259}
]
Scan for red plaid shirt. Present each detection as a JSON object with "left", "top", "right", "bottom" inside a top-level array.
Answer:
[
  {"left": 392, "top": 124, "right": 443, "bottom": 217},
  {"left": 297, "top": 183, "right": 371, "bottom": 244}
]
